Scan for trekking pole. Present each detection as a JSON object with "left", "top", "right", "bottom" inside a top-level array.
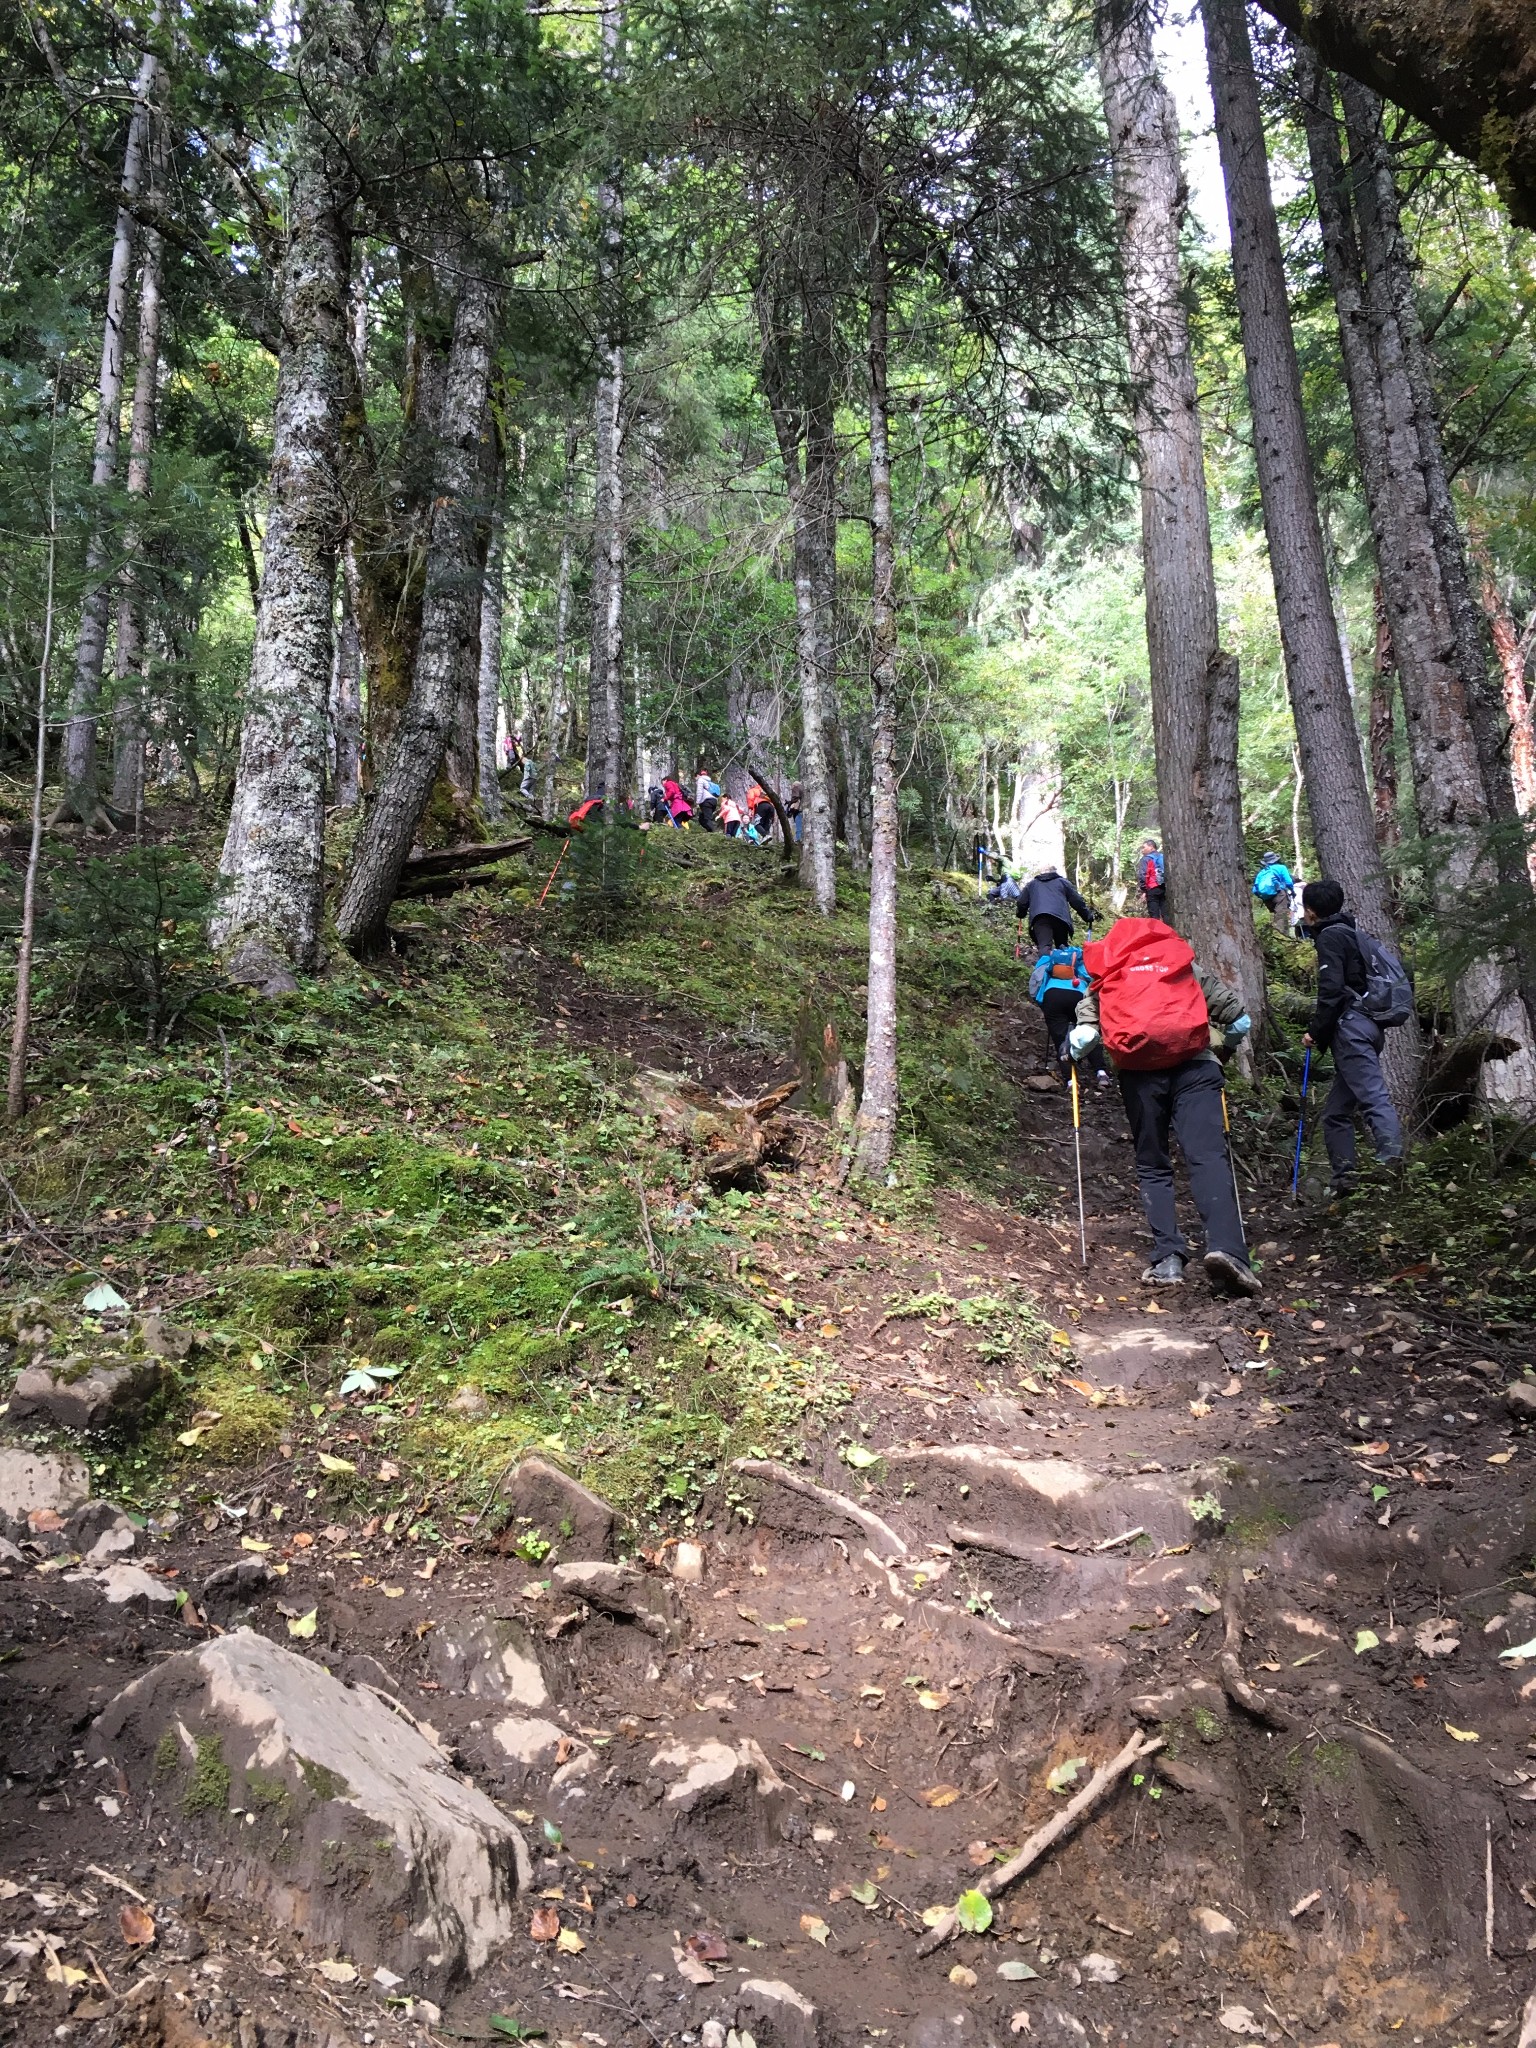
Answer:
[
  {"left": 536, "top": 836, "right": 570, "bottom": 909},
  {"left": 1221, "top": 1086, "right": 1246, "bottom": 1244},
  {"left": 1070, "top": 1062, "right": 1087, "bottom": 1268},
  {"left": 1290, "top": 1046, "right": 1312, "bottom": 1202}
]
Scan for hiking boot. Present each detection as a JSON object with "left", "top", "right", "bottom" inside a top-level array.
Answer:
[
  {"left": 1095, "top": 1069, "right": 1111, "bottom": 1091},
  {"left": 1330, "top": 1179, "right": 1356, "bottom": 1201},
  {"left": 1141, "top": 1254, "right": 1185, "bottom": 1286},
  {"left": 1204, "top": 1249, "right": 1262, "bottom": 1298}
]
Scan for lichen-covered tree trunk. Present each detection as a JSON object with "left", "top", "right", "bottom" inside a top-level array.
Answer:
[
  {"left": 1257, "top": 0, "right": 1536, "bottom": 227},
  {"left": 335, "top": 264, "right": 497, "bottom": 957},
  {"left": 1095, "top": 0, "right": 1264, "bottom": 1023},
  {"left": 330, "top": 559, "right": 363, "bottom": 808},
  {"left": 586, "top": 0, "right": 626, "bottom": 808},
  {"left": 543, "top": 427, "right": 578, "bottom": 821},
  {"left": 851, "top": 205, "right": 900, "bottom": 1183},
  {"left": 1368, "top": 592, "right": 1400, "bottom": 853},
  {"left": 210, "top": 2, "right": 358, "bottom": 989},
  {"left": 110, "top": 135, "right": 166, "bottom": 826},
  {"left": 58, "top": 36, "right": 160, "bottom": 829},
  {"left": 1204, "top": 0, "right": 1419, "bottom": 1103},
  {"left": 1303, "top": 57, "right": 1536, "bottom": 1112},
  {"left": 477, "top": 490, "right": 506, "bottom": 824}
]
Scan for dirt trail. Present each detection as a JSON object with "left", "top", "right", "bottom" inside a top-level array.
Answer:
[{"left": 1, "top": 981, "right": 1533, "bottom": 2047}]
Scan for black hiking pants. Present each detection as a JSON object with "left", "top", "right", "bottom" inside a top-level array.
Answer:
[
  {"left": 1118, "top": 1057, "right": 1247, "bottom": 1265},
  {"left": 1028, "top": 913, "right": 1070, "bottom": 952},
  {"left": 1040, "top": 989, "right": 1105, "bottom": 1075},
  {"left": 1142, "top": 887, "right": 1166, "bottom": 921}
]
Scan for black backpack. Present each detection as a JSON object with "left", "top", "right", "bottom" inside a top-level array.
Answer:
[{"left": 1356, "top": 931, "right": 1413, "bottom": 1028}]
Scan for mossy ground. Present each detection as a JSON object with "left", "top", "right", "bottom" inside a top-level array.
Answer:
[{"left": 0, "top": 818, "right": 1031, "bottom": 1535}]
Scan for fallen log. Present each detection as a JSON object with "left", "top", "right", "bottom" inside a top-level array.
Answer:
[
  {"left": 400, "top": 835, "right": 531, "bottom": 882},
  {"left": 630, "top": 1067, "right": 800, "bottom": 1187},
  {"left": 914, "top": 1728, "right": 1163, "bottom": 1956}
]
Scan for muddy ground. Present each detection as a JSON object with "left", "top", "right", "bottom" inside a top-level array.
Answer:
[{"left": 2, "top": 967, "right": 1534, "bottom": 2048}]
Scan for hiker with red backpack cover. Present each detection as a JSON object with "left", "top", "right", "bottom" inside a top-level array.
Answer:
[
  {"left": 1068, "top": 916, "right": 1260, "bottom": 1297},
  {"left": 1135, "top": 839, "right": 1165, "bottom": 920}
]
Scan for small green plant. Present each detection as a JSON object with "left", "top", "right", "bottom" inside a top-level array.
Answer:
[
  {"left": 43, "top": 845, "right": 225, "bottom": 1045},
  {"left": 511, "top": 1528, "right": 552, "bottom": 1563}
]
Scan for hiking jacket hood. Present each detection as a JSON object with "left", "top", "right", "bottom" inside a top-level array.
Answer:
[
  {"left": 1308, "top": 910, "right": 1368, "bottom": 1047},
  {"left": 1016, "top": 869, "right": 1094, "bottom": 928}
]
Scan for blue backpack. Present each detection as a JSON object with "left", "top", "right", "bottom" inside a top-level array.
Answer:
[{"left": 1029, "top": 946, "right": 1088, "bottom": 1005}]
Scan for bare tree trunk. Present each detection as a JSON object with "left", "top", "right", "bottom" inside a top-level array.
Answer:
[
  {"left": 1474, "top": 542, "right": 1536, "bottom": 884},
  {"left": 838, "top": 705, "right": 865, "bottom": 869},
  {"left": 210, "top": 0, "right": 358, "bottom": 989},
  {"left": 330, "top": 562, "right": 362, "bottom": 806},
  {"left": 851, "top": 200, "right": 900, "bottom": 1182},
  {"left": 9, "top": 451, "right": 58, "bottom": 1120},
  {"left": 335, "top": 261, "right": 497, "bottom": 956},
  {"left": 756, "top": 275, "right": 839, "bottom": 911},
  {"left": 110, "top": 135, "right": 167, "bottom": 826},
  {"left": 477, "top": 486, "right": 506, "bottom": 823},
  {"left": 1368, "top": 591, "right": 1400, "bottom": 852},
  {"left": 544, "top": 426, "right": 577, "bottom": 821},
  {"left": 58, "top": 33, "right": 160, "bottom": 829},
  {"left": 1095, "top": 0, "right": 1263, "bottom": 1022},
  {"left": 1303, "top": 61, "right": 1536, "bottom": 1110},
  {"left": 586, "top": 0, "right": 625, "bottom": 807}
]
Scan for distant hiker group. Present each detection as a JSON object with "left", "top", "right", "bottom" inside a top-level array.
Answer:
[
  {"left": 567, "top": 771, "right": 799, "bottom": 844},
  {"left": 999, "top": 845, "right": 1411, "bottom": 1303}
]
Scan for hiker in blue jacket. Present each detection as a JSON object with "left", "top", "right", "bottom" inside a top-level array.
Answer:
[
  {"left": 1030, "top": 945, "right": 1109, "bottom": 1089},
  {"left": 1016, "top": 867, "right": 1098, "bottom": 954},
  {"left": 1253, "top": 852, "right": 1296, "bottom": 931}
]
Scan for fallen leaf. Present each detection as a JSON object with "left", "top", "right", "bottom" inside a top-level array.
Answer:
[
  {"left": 948, "top": 1965, "right": 977, "bottom": 1988},
  {"left": 316, "top": 1452, "right": 355, "bottom": 1475},
  {"left": 673, "top": 1947, "right": 714, "bottom": 1986},
  {"left": 1188, "top": 1399, "right": 1213, "bottom": 1418},
  {"left": 43, "top": 1956, "right": 87, "bottom": 1987},
  {"left": 555, "top": 1927, "right": 584, "bottom": 1955},
  {"left": 488, "top": 2021, "right": 547, "bottom": 2042},
  {"left": 1352, "top": 1628, "right": 1380, "bottom": 1655},
  {"left": 842, "top": 1443, "right": 881, "bottom": 1470},
  {"left": 955, "top": 1889, "right": 993, "bottom": 1935},
  {"left": 118, "top": 1904, "right": 155, "bottom": 1947},
  {"left": 1010, "top": 2012, "right": 1032, "bottom": 2034},
  {"left": 317, "top": 1959, "right": 357, "bottom": 1984},
  {"left": 966, "top": 1840, "right": 993, "bottom": 1867},
  {"left": 921, "top": 1784, "right": 963, "bottom": 1808},
  {"left": 1412, "top": 1616, "right": 1459, "bottom": 1658},
  {"left": 920, "top": 1904, "right": 950, "bottom": 1928},
  {"left": 1045, "top": 1757, "right": 1087, "bottom": 1794},
  {"left": 176, "top": 1428, "right": 204, "bottom": 1448},
  {"left": 1497, "top": 1634, "right": 1536, "bottom": 1664},
  {"left": 997, "top": 1959, "right": 1040, "bottom": 1981},
  {"left": 799, "top": 1914, "right": 831, "bottom": 1947},
  {"left": 287, "top": 1607, "right": 318, "bottom": 1640},
  {"left": 915, "top": 1689, "right": 950, "bottom": 1711},
  {"left": 1488, "top": 1450, "right": 1514, "bottom": 1465},
  {"left": 1444, "top": 1722, "right": 1480, "bottom": 1742},
  {"left": 239, "top": 1536, "right": 271, "bottom": 1553},
  {"left": 685, "top": 1931, "right": 729, "bottom": 1963},
  {"left": 848, "top": 1880, "right": 879, "bottom": 1908},
  {"left": 529, "top": 1907, "right": 561, "bottom": 1944}
]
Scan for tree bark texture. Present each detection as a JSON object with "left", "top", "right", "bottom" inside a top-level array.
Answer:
[
  {"left": 1473, "top": 543, "right": 1536, "bottom": 877},
  {"left": 1302, "top": 56, "right": 1536, "bottom": 1110},
  {"left": 544, "top": 426, "right": 578, "bottom": 820},
  {"left": 477, "top": 489, "right": 506, "bottom": 824},
  {"left": 1369, "top": 592, "right": 1400, "bottom": 852},
  {"left": 851, "top": 205, "right": 900, "bottom": 1182},
  {"left": 211, "top": 2, "right": 358, "bottom": 987},
  {"left": 110, "top": 132, "right": 167, "bottom": 825},
  {"left": 1256, "top": 0, "right": 1536, "bottom": 228},
  {"left": 756, "top": 274, "right": 839, "bottom": 913},
  {"left": 1204, "top": 0, "right": 1396, "bottom": 938},
  {"left": 586, "top": 0, "right": 626, "bottom": 807},
  {"left": 335, "top": 261, "right": 497, "bottom": 956},
  {"left": 1095, "top": 0, "right": 1264, "bottom": 1024},
  {"left": 330, "top": 554, "right": 363, "bottom": 807},
  {"left": 58, "top": 34, "right": 160, "bottom": 827}
]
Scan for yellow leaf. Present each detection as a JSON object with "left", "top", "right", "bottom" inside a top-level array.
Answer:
[
  {"left": 1444, "top": 1723, "right": 1480, "bottom": 1742},
  {"left": 920, "top": 1785, "right": 962, "bottom": 1808},
  {"left": 287, "top": 1608, "right": 318, "bottom": 1639},
  {"left": 240, "top": 1537, "right": 271, "bottom": 1553},
  {"left": 799, "top": 1914, "right": 831, "bottom": 1947},
  {"left": 381, "top": 1586, "right": 405, "bottom": 1599},
  {"left": 317, "top": 1453, "right": 355, "bottom": 1475},
  {"left": 176, "top": 1428, "right": 204, "bottom": 1447},
  {"left": 784, "top": 1617, "right": 808, "bottom": 1629},
  {"left": 1487, "top": 1450, "right": 1514, "bottom": 1465},
  {"left": 555, "top": 1927, "right": 586, "bottom": 1955},
  {"left": 916, "top": 1690, "right": 950, "bottom": 1711}
]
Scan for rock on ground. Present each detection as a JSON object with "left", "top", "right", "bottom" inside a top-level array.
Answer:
[
  {"left": 426, "top": 1614, "right": 552, "bottom": 1708},
  {"left": 0, "top": 1447, "right": 91, "bottom": 1536},
  {"left": 649, "top": 1736, "right": 794, "bottom": 1844},
  {"left": 551, "top": 1559, "right": 681, "bottom": 1638},
  {"left": 499, "top": 1455, "right": 618, "bottom": 1561},
  {"left": 90, "top": 1627, "right": 530, "bottom": 1994},
  {"left": 733, "top": 1977, "right": 819, "bottom": 2048},
  {"left": 9, "top": 1353, "right": 163, "bottom": 1433}
]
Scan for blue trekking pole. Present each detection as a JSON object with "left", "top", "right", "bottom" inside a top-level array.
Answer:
[{"left": 1290, "top": 1046, "right": 1312, "bottom": 1201}]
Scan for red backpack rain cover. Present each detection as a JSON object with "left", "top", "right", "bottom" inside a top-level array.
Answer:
[{"left": 1081, "top": 918, "right": 1210, "bottom": 1071}]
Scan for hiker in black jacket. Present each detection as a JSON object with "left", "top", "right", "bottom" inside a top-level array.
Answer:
[
  {"left": 1016, "top": 867, "right": 1097, "bottom": 954},
  {"left": 1301, "top": 878, "right": 1406, "bottom": 1196}
]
